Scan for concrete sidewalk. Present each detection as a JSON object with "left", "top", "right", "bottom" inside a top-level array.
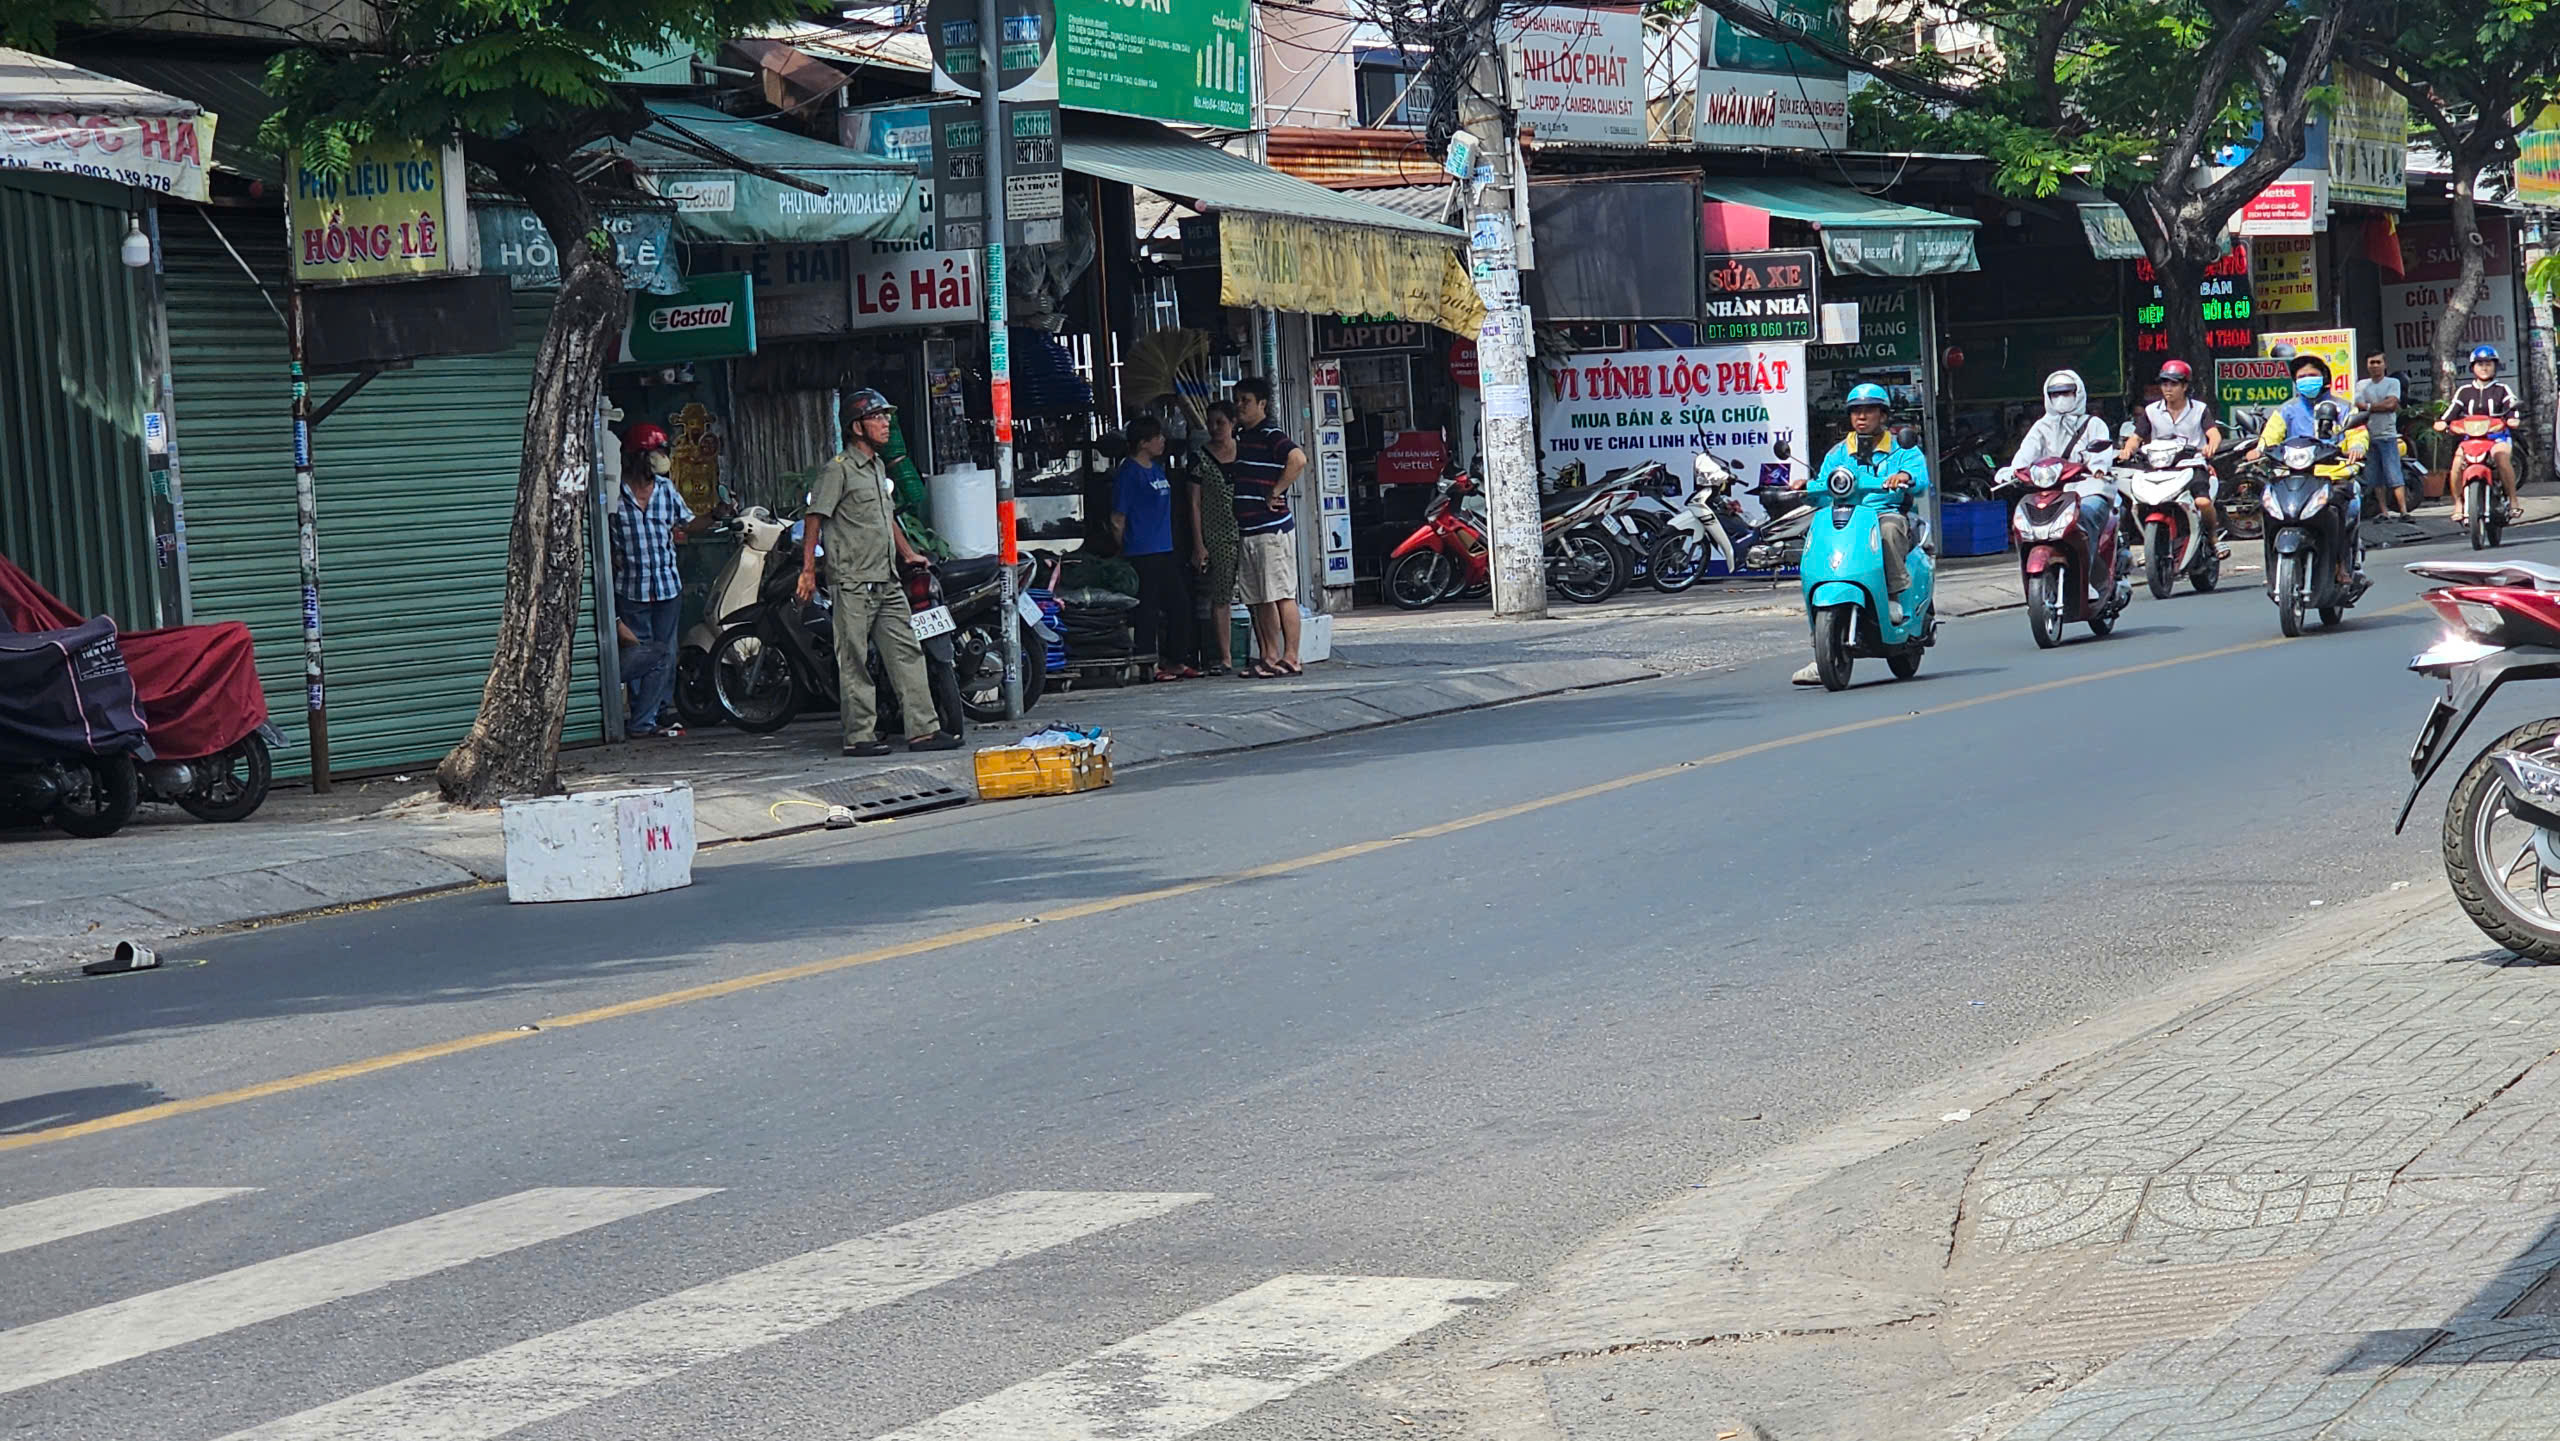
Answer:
[{"left": 1434, "top": 884, "right": 2560, "bottom": 1439}]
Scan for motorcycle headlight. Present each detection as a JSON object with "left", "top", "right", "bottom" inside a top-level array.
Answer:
[
  {"left": 2282, "top": 444, "right": 2317, "bottom": 470},
  {"left": 2300, "top": 484, "right": 2329, "bottom": 516},
  {"left": 1826, "top": 468, "right": 1856, "bottom": 498}
]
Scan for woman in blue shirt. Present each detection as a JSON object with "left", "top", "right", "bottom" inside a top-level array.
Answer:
[{"left": 1114, "top": 417, "right": 1198, "bottom": 680}]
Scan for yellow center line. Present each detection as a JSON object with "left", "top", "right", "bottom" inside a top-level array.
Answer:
[{"left": 1, "top": 605, "right": 2418, "bottom": 1153}]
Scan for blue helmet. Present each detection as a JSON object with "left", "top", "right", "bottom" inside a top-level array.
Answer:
[
  {"left": 2472, "top": 345, "right": 2502, "bottom": 368},
  {"left": 1845, "top": 383, "right": 1891, "bottom": 409}
]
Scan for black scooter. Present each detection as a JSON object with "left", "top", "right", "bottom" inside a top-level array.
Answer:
[
  {"left": 2257, "top": 409, "right": 2371, "bottom": 637},
  {"left": 0, "top": 617, "right": 152, "bottom": 838}
]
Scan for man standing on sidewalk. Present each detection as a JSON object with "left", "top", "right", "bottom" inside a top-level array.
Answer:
[
  {"left": 610, "top": 423, "right": 714, "bottom": 738},
  {"left": 1230, "top": 378, "right": 1305, "bottom": 678},
  {"left": 2356, "top": 353, "right": 2410, "bottom": 521},
  {"left": 797, "top": 389, "right": 959, "bottom": 757}
]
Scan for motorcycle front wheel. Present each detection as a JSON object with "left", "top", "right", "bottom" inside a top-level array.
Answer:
[
  {"left": 1385, "top": 550, "right": 1452, "bottom": 610},
  {"left": 2026, "top": 567, "right": 2064, "bottom": 649},
  {"left": 2147, "top": 522, "right": 2176, "bottom": 600},
  {"left": 712, "top": 627, "right": 802, "bottom": 733},
  {"left": 52, "top": 755, "right": 140, "bottom": 838},
  {"left": 1647, "top": 530, "right": 1706, "bottom": 593},
  {"left": 2471, "top": 481, "right": 2491, "bottom": 550},
  {"left": 2193, "top": 544, "right": 2222, "bottom": 593},
  {"left": 2444, "top": 717, "right": 2560, "bottom": 962},
  {"left": 958, "top": 622, "right": 1046, "bottom": 723},
  {"left": 673, "top": 648, "right": 726, "bottom": 729},
  {"left": 1812, "top": 607, "right": 1854, "bottom": 691},
  {"left": 1548, "top": 528, "right": 1624, "bottom": 604},
  {"left": 2276, "top": 552, "right": 2307, "bottom": 638},
  {"left": 175, "top": 732, "right": 272, "bottom": 823}
]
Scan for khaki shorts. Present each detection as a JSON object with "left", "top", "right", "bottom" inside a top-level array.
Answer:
[{"left": 1237, "top": 530, "right": 1298, "bottom": 604}]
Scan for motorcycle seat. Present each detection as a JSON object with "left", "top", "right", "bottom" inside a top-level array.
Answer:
[
  {"left": 1540, "top": 490, "right": 1591, "bottom": 520},
  {"left": 939, "top": 554, "right": 1004, "bottom": 591},
  {"left": 2407, "top": 558, "right": 2560, "bottom": 592}
]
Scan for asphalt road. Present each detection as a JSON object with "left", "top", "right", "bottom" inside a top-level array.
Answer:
[{"left": 2, "top": 531, "right": 2543, "bottom": 1440}]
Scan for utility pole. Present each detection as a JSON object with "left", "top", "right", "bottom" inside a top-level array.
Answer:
[
  {"left": 1459, "top": 0, "right": 1545, "bottom": 618},
  {"left": 979, "top": 0, "right": 1022, "bottom": 718}
]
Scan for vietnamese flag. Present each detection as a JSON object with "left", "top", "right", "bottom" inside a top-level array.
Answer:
[{"left": 2368, "top": 214, "right": 2404, "bottom": 277}]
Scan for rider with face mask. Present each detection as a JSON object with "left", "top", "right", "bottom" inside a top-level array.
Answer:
[
  {"left": 2250, "top": 355, "right": 2368, "bottom": 587},
  {"left": 2000, "top": 369, "right": 2120, "bottom": 543}
]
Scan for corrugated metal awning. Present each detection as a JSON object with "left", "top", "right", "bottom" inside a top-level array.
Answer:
[
  {"left": 1698, "top": 174, "right": 1979, "bottom": 276},
  {"left": 593, "top": 101, "right": 922, "bottom": 245},
  {"left": 0, "top": 47, "right": 198, "bottom": 114},
  {"left": 1065, "top": 119, "right": 1461, "bottom": 240}
]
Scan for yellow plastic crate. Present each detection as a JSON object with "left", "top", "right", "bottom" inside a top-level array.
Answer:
[{"left": 973, "top": 741, "right": 1114, "bottom": 800}]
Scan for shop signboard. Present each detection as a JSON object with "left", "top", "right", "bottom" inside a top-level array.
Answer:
[
  {"left": 1810, "top": 280, "right": 1920, "bottom": 366},
  {"left": 930, "top": 101, "right": 1060, "bottom": 249},
  {"left": 851, "top": 247, "right": 984, "bottom": 331},
  {"left": 1701, "top": 249, "right": 1818, "bottom": 344},
  {"left": 1315, "top": 318, "right": 1431, "bottom": 355},
  {"left": 1057, "top": 0, "right": 1252, "bottom": 128},
  {"left": 1311, "top": 385, "right": 1353, "bottom": 587},
  {"left": 1692, "top": 0, "right": 1849, "bottom": 153},
  {"left": 2329, "top": 66, "right": 2407, "bottom": 211},
  {"left": 840, "top": 104, "right": 938, "bottom": 165},
  {"left": 289, "top": 138, "right": 471, "bottom": 284},
  {"left": 2215, "top": 357, "right": 2294, "bottom": 424},
  {"left": 927, "top": 0, "right": 1059, "bottom": 100},
  {"left": 2519, "top": 105, "right": 2560, "bottom": 208},
  {"left": 1448, "top": 338, "right": 1480, "bottom": 389},
  {"left": 2131, "top": 244, "right": 2254, "bottom": 393},
  {"left": 2235, "top": 175, "right": 2327, "bottom": 238},
  {"left": 1378, "top": 431, "right": 1449, "bottom": 485},
  {"left": 1497, "top": 5, "right": 1646, "bottom": 147},
  {"left": 1538, "top": 345, "right": 1809, "bottom": 497},
  {"left": 2259, "top": 329, "right": 2355, "bottom": 403},
  {"left": 476, "top": 205, "right": 680, "bottom": 294},
  {"left": 2382, "top": 221, "right": 2519, "bottom": 401},
  {"left": 0, "top": 107, "right": 215, "bottom": 201},
  {"left": 698, "top": 243, "right": 848, "bottom": 337},
  {"left": 2079, "top": 203, "right": 2146, "bottom": 262},
  {"left": 2252, "top": 236, "right": 2318, "bottom": 316},
  {"left": 622, "top": 271, "right": 756, "bottom": 365}
]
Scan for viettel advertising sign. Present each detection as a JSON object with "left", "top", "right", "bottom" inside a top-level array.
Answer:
[
  {"left": 288, "top": 139, "right": 470, "bottom": 284},
  {"left": 623, "top": 271, "right": 757, "bottom": 364},
  {"left": 1058, "top": 0, "right": 1251, "bottom": 127}
]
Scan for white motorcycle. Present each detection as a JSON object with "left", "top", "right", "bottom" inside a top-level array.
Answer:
[
  {"left": 1649, "top": 442, "right": 1816, "bottom": 591},
  {"left": 675, "top": 507, "right": 790, "bottom": 728},
  {"left": 2116, "top": 434, "right": 2226, "bottom": 599}
]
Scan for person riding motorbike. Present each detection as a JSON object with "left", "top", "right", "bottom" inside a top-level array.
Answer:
[
  {"left": 2117, "top": 358, "right": 2228, "bottom": 555},
  {"left": 2440, "top": 344, "right": 2521, "bottom": 525},
  {"left": 2247, "top": 354, "right": 2366, "bottom": 588},
  {"left": 1788, "top": 385, "right": 1928, "bottom": 685},
  {"left": 2000, "top": 368, "right": 2119, "bottom": 540}
]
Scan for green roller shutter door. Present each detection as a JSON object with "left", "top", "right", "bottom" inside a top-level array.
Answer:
[
  {"left": 0, "top": 175, "right": 159, "bottom": 626},
  {"left": 160, "top": 208, "right": 604, "bottom": 777}
]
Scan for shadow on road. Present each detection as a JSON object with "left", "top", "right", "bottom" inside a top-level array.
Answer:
[{"left": 0, "top": 1081, "right": 173, "bottom": 1133}]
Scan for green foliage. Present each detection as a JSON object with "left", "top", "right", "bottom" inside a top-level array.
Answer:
[
  {"left": 2529, "top": 253, "right": 2560, "bottom": 304},
  {"left": 2359, "top": 0, "right": 2560, "bottom": 158},
  {"left": 260, "top": 0, "right": 825, "bottom": 163},
  {"left": 2, "top": 0, "right": 98, "bottom": 52}
]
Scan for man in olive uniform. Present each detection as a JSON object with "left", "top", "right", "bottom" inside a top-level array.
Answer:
[{"left": 795, "top": 389, "right": 959, "bottom": 756}]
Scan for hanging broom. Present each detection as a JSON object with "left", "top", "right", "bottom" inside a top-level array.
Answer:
[{"left": 1124, "top": 328, "right": 1214, "bottom": 431}]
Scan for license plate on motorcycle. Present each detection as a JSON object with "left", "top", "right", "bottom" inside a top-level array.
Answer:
[
  {"left": 2409, "top": 696, "right": 2455, "bottom": 778},
  {"left": 909, "top": 604, "right": 956, "bottom": 640}
]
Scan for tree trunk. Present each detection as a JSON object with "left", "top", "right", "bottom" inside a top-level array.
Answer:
[
  {"left": 436, "top": 152, "right": 622, "bottom": 807},
  {"left": 2431, "top": 147, "right": 2491, "bottom": 407},
  {"left": 2154, "top": 248, "right": 2210, "bottom": 393}
]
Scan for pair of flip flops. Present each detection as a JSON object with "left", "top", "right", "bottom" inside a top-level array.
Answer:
[{"left": 1244, "top": 660, "right": 1302, "bottom": 678}]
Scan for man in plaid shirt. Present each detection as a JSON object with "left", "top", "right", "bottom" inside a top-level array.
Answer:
[{"left": 611, "top": 424, "right": 715, "bottom": 737}]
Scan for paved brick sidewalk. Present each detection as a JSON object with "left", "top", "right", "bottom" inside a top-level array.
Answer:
[{"left": 1436, "top": 889, "right": 2560, "bottom": 1440}]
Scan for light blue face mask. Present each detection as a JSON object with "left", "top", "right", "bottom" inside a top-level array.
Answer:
[{"left": 2294, "top": 375, "right": 2326, "bottom": 399}]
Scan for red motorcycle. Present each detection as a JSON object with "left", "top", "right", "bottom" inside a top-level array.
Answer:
[
  {"left": 2003, "top": 458, "right": 2131, "bottom": 648},
  {"left": 2448, "top": 414, "right": 2511, "bottom": 551},
  {"left": 1384, "top": 472, "right": 1492, "bottom": 609}
]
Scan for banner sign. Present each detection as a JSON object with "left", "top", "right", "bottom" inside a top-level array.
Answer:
[
  {"left": 0, "top": 110, "right": 215, "bottom": 201},
  {"left": 1314, "top": 317, "right": 1431, "bottom": 354},
  {"left": 476, "top": 205, "right": 680, "bottom": 294},
  {"left": 1498, "top": 5, "right": 1646, "bottom": 147},
  {"left": 1692, "top": 0, "right": 1848, "bottom": 153},
  {"left": 2252, "top": 235, "right": 2318, "bottom": 316},
  {"left": 851, "top": 247, "right": 983, "bottom": 331},
  {"left": 2329, "top": 66, "right": 2407, "bottom": 211},
  {"left": 2215, "top": 357, "right": 2294, "bottom": 421},
  {"left": 2234, "top": 174, "right": 2327, "bottom": 238},
  {"left": 2259, "top": 329, "right": 2355, "bottom": 402},
  {"left": 2520, "top": 105, "right": 2560, "bottom": 208},
  {"left": 1537, "top": 344, "right": 1809, "bottom": 497},
  {"left": 289, "top": 139, "right": 470, "bottom": 284},
  {"left": 1057, "top": 0, "right": 1251, "bottom": 128},
  {"left": 1822, "top": 227, "right": 1976, "bottom": 277},
  {"left": 1701, "top": 249, "right": 1817, "bottom": 343},
  {"left": 2383, "top": 222, "right": 2518, "bottom": 400},
  {"left": 622, "top": 270, "right": 756, "bottom": 365},
  {"left": 1220, "top": 212, "right": 1483, "bottom": 336},
  {"left": 2079, "top": 203, "right": 2146, "bottom": 262}
]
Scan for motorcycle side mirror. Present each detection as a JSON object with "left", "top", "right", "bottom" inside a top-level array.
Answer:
[{"left": 1772, "top": 439, "right": 1792, "bottom": 461}]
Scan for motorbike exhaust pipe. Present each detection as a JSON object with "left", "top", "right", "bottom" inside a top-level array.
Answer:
[{"left": 82, "top": 939, "right": 161, "bottom": 976}]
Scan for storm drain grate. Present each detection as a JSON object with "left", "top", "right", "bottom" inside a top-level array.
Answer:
[{"left": 802, "top": 766, "right": 971, "bottom": 822}]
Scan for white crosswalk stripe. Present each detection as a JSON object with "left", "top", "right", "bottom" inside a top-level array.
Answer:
[
  {"left": 0, "top": 1186, "right": 713, "bottom": 1397},
  {"left": 0, "top": 1187, "right": 256, "bottom": 1256},
  {"left": 867, "top": 1273, "right": 1511, "bottom": 1440},
  {"left": 215, "top": 1190, "right": 1210, "bottom": 1441}
]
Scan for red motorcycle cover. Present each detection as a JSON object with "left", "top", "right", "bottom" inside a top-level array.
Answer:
[{"left": 0, "top": 556, "right": 268, "bottom": 761}]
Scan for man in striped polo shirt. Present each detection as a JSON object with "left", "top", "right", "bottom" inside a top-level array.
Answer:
[{"left": 1229, "top": 377, "right": 1305, "bottom": 677}]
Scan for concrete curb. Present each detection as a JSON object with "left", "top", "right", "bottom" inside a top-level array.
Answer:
[{"left": 4, "top": 655, "right": 1660, "bottom": 972}]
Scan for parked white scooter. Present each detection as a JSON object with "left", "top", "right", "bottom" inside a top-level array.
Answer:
[
  {"left": 1649, "top": 442, "right": 1818, "bottom": 591},
  {"left": 674, "top": 507, "right": 790, "bottom": 728}
]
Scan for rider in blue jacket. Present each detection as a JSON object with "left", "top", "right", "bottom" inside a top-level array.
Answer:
[{"left": 1790, "top": 385, "right": 1927, "bottom": 684}]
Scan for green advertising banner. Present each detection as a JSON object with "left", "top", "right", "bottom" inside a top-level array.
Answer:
[
  {"left": 1059, "top": 0, "right": 1251, "bottom": 127},
  {"left": 623, "top": 271, "right": 757, "bottom": 365}
]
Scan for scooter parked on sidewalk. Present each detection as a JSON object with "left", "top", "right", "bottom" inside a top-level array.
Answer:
[
  {"left": 0, "top": 615, "right": 151, "bottom": 838},
  {"left": 2001, "top": 455, "right": 2130, "bottom": 648},
  {"left": 2118, "top": 434, "right": 2230, "bottom": 599},
  {"left": 1801, "top": 431, "right": 1935, "bottom": 691},
  {"left": 2260, "top": 403, "right": 2370, "bottom": 637},
  {"left": 1648, "top": 444, "right": 1817, "bottom": 591},
  {"left": 2397, "top": 558, "right": 2560, "bottom": 961},
  {"left": 675, "top": 507, "right": 792, "bottom": 729},
  {"left": 1383, "top": 468, "right": 1634, "bottom": 607},
  {"left": 2448, "top": 414, "right": 2512, "bottom": 551}
]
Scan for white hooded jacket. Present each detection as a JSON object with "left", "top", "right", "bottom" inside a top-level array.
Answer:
[{"left": 2003, "top": 369, "right": 2119, "bottom": 498}]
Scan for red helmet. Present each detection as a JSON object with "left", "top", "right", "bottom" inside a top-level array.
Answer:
[
  {"left": 2156, "top": 360, "right": 2193, "bottom": 383},
  {"left": 624, "top": 423, "right": 670, "bottom": 453}
]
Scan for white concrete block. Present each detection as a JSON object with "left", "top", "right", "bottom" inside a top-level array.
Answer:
[
  {"left": 501, "top": 785, "right": 696, "bottom": 904},
  {"left": 1298, "top": 609, "right": 1333, "bottom": 664}
]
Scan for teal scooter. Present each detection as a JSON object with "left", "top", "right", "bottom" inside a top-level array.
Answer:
[{"left": 1795, "top": 423, "right": 1936, "bottom": 691}]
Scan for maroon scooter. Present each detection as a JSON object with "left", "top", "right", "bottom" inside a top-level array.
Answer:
[{"left": 2004, "top": 458, "right": 2131, "bottom": 649}]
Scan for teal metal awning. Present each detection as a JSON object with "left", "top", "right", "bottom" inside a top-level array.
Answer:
[
  {"left": 1063, "top": 121, "right": 1460, "bottom": 239},
  {"left": 595, "top": 102, "right": 921, "bottom": 246},
  {"left": 1698, "top": 175, "right": 1979, "bottom": 277}
]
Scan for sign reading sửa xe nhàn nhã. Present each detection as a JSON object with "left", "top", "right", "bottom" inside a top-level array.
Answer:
[
  {"left": 1701, "top": 249, "right": 1818, "bottom": 344},
  {"left": 622, "top": 271, "right": 757, "bottom": 365}
]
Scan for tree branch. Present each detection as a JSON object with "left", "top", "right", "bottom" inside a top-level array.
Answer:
[{"left": 1688, "top": 0, "right": 1978, "bottom": 107}]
